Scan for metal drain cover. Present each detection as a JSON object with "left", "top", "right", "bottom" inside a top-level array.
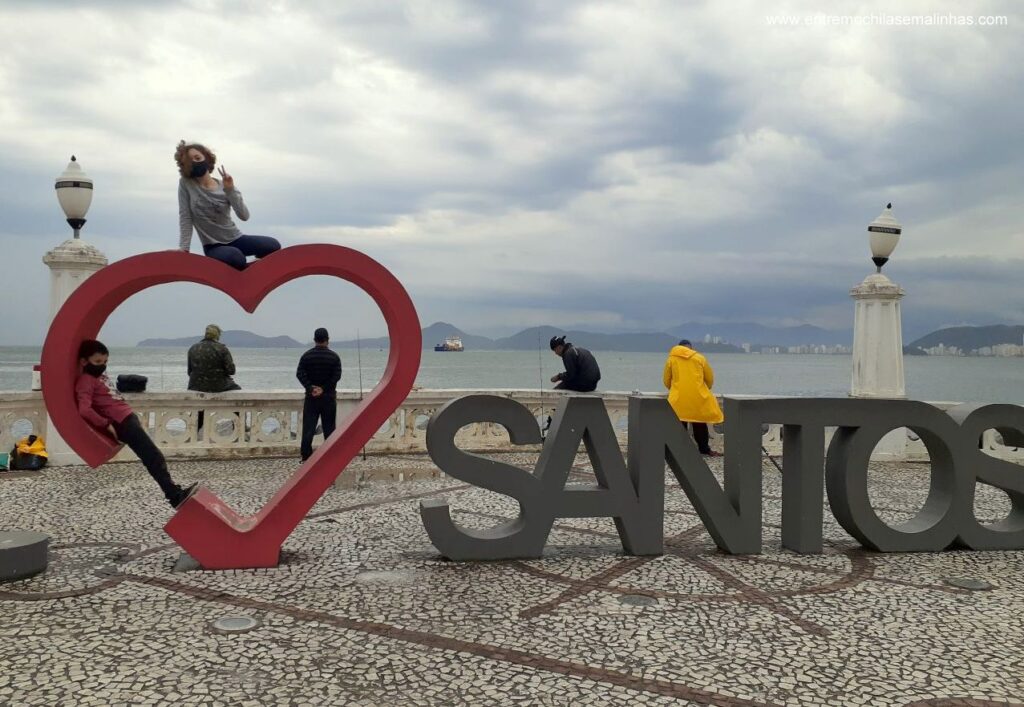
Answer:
[
  {"left": 943, "top": 577, "right": 995, "bottom": 591},
  {"left": 211, "top": 615, "right": 260, "bottom": 633},
  {"left": 618, "top": 594, "right": 658, "bottom": 607}
]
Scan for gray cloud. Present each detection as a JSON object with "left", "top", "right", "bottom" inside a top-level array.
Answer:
[{"left": 0, "top": 0, "right": 1021, "bottom": 347}]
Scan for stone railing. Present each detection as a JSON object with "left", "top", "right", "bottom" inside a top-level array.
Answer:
[
  {"left": 0, "top": 389, "right": 622, "bottom": 461},
  {"left": 0, "top": 392, "right": 48, "bottom": 457},
  {"left": 1, "top": 390, "right": 1021, "bottom": 464}
]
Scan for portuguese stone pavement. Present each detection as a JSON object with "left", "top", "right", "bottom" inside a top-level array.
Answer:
[{"left": 1, "top": 451, "right": 1022, "bottom": 706}]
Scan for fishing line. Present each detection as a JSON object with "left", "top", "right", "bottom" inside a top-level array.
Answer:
[
  {"left": 538, "top": 332, "right": 546, "bottom": 438},
  {"left": 357, "top": 328, "right": 367, "bottom": 462}
]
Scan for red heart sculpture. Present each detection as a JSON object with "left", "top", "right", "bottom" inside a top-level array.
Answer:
[{"left": 41, "top": 245, "right": 421, "bottom": 569}]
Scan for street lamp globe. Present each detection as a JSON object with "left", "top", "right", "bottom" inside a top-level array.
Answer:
[
  {"left": 54, "top": 156, "right": 93, "bottom": 238},
  {"left": 867, "top": 203, "right": 902, "bottom": 272}
]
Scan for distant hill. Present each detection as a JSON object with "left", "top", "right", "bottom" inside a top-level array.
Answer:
[
  {"left": 671, "top": 322, "right": 852, "bottom": 347},
  {"left": 909, "top": 325, "right": 1024, "bottom": 351},
  {"left": 138, "top": 330, "right": 304, "bottom": 348},
  {"left": 332, "top": 322, "right": 497, "bottom": 350},
  {"left": 494, "top": 326, "right": 741, "bottom": 353},
  {"left": 334, "top": 323, "right": 741, "bottom": 353}
]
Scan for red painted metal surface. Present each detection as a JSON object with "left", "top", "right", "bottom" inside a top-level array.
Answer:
[{"left": 41, "top": 246, "right": 421, "bottom": 569}]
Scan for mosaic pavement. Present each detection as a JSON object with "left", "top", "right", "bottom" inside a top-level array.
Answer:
[{"left": 1, "top": 450, "right": 1023, "bottom": 706}]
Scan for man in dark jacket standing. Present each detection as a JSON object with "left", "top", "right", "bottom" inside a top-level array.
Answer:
[
  {"left": 550, "top": 335, "right": 601, "bottom": 392},
  {"left": 297, "top": 327, "right": 342, "bottom": 461}
]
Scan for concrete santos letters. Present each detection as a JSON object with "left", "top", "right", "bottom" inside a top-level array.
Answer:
[{"left": 420, "top": 395, "right": 1024, "bottom": 560}]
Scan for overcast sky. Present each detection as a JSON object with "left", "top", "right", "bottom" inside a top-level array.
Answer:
[{"left": 1, "top": 0, "right": 1021, "bottom": 345}]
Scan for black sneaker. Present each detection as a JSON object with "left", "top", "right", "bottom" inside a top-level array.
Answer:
[{"left": 170, "top": 483, "right": 199, "bottom": 509}]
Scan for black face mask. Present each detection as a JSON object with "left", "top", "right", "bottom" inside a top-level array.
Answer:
[
  {"left": 190, "top": 161, "right": 209, "bottom": 178},
  {"left": 84, "top": 363, "right": 106, "bottom": 377}
]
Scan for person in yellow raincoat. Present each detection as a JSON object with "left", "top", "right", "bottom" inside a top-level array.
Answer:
[{"left": 663, "top": 340, "right": 723, "bottom": 456}]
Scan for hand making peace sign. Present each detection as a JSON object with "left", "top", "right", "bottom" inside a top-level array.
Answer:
[{"left": 218, "top": 165, "right": 235, "bottom": 190}]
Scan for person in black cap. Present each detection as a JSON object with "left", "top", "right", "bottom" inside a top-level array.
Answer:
[
  {"left": 549, "top": 335, "right": 601, "bottom": 392},
  {"left": 543, "top": 335, "right": 601, "bottom": 435},
  {"left": 296, "top": 328, "right": 342, "bottom": 461}
]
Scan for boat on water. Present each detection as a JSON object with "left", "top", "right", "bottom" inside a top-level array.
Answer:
[{"left": 434, "top": 336, "right": 464, "bottom": 352}]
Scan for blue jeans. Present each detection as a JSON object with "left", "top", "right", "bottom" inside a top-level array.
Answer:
[{"left": 204, "top": 234, "right": 281, "bottom": 270}]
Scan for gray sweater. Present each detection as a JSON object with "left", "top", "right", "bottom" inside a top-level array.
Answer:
[{"left": 178, "top": 177, "right": 250, "bottom": 250}]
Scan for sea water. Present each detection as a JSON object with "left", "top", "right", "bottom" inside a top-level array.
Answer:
[{"left": 1, "top": 347, "right": 1022, "bottom": 404}]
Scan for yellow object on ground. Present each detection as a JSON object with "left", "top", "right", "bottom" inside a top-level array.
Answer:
[{"left": 15, "top": 435, "right": 48, "bottom": 459}]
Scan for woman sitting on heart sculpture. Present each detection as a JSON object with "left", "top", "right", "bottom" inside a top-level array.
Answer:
[{"left": 175, "top": 140, "right": 281, "bottom": 270}]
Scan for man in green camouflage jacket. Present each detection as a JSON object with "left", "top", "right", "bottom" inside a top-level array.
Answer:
[{"left": 187, "top": 324, "right": 241, "bottom": 393}]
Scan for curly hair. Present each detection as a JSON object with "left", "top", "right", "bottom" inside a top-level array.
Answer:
[{"left": 173, "top": 140, "right": 217, "bottom": 179}]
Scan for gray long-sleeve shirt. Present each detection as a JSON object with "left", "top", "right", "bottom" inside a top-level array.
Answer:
[{"left": 178, "top": 177, "right": 250, "bottom": 251}]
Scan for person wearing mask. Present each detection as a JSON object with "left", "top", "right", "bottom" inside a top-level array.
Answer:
[
  {"left": 663, "top": 339, "right": 723, "bottom": 457},
  {"left": 175, "top": 140, "right": 281, "bottom": 270},
  {"left": 549, "top": 335, "right": 601, "bottom": 392},
  {"left": 76, "top": 340, "right": 197, "bottom": 509},
  {"left": 296, "top": 328, "right": 342, "bottom": 461}
]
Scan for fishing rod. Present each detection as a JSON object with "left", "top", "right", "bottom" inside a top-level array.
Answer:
[
  {"left": 762, "top": 445, "right": 783, "bottom": 474},
  {"left": 357, "top": 328, "right": 367, "bottom": 462},
  {"left": 538, "top": 332, "right": 550, "bottom": 439},
  {"left": 711, "top": 420, "right": 782, "bottom": 472}
]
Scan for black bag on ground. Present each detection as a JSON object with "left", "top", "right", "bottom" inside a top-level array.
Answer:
[
  {"left": 116, "top": 374, "right": 148, "bottom": 393},
  {"left": 11, "top": 436, "right": 48, "bottom": 471}
]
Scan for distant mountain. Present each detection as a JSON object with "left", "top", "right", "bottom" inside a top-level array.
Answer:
[
  {"left": 671, "top": 322, "right": 852, "bottom": 347},
  {"left": 332, "top": 322, "right": 497, "bottom": 350},
  {"left": 334, "top": 323, "right": 742, "bottom": 353},
  {"left": 909, "top": 325, "right": 1024, "bottom": 351},
  {"left": 138, "top": 330, "right": 304, "bottom": 348},
  {"left": 493, "top": 326, "right": 742, "bottom": 353}
]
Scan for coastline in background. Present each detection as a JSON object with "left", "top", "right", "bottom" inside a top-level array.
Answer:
[{"left": 0, "top": 346, "right": 1021, "bottom": 404}]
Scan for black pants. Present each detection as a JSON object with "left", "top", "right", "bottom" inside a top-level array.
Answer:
[
  {"left": 554, "top": 380, "right": 598, "bottom": 393},
  {"left": 682, "top": 421, "right": 712, "bottom": 454},
  {"left": 114, "top": 415, "right": 180, "bottom": 501},
  {"left": 195, "top": 383, "right": 242, "bottom": 433},
  {"left": 301, "top": 395, "right": 337, "bottom": 461}
]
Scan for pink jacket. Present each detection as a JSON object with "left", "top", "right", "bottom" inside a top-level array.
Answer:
[{"left": 75, "top": 374, "right": 134, "bottom": 430}]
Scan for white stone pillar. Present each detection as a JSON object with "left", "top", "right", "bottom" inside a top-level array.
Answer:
[
  {"left": 850, "top": 272, "right": 907, "bottom": 458},
  {"left": 850, "top": 273, "right": 905, "bottom": 398},
  {"left": 41, "top": 238, "right": 108, "bottom": 465}
]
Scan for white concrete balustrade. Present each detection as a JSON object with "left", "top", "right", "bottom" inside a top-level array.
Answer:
[{"left": 1, "top": 389, "right": 1021, "bottom": 464}]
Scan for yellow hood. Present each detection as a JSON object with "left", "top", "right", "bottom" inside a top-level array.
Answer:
[{"left": 670, "top": 345, "right": 697, "bottom": 359}]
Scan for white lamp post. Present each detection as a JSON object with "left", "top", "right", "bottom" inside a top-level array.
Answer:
[
  {"left": 41, "top": 156, "right": 107, "bottom": 463},
  {"left": 850, "top": 203, "right": 908, "bottom": 459},
  {"left": 54, "top": 155, "right": 93, "bottom": 239},
  {"left": 851, "top": 203, "right": 907, "bottom": 399},
  {"left": 867, "top": 203, "right": 902, "bottom": 272}
]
